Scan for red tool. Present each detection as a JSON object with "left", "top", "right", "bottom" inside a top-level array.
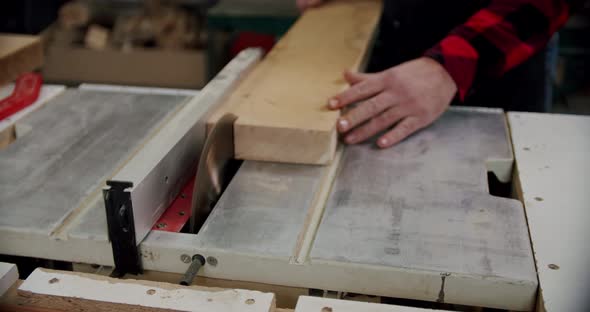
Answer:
[
  {"left": 152, "top": 177, "right": 194, "bottom": 232},
  {"left": 0, "top": 73, "right": 43, "bottom": 121}
]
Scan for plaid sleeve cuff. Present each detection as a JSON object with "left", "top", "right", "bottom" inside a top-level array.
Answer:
[{"left": 424, "top": 35, "right": 479, "bottom": 101}]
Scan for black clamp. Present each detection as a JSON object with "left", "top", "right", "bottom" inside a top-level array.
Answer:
[{"left": 104, "top": 180, "right": 142, "bottom": 277}]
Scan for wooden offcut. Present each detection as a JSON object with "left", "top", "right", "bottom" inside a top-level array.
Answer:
[
  {"left": 209, "top": 0, "right": 382, "bottom": 164},
  {"left": 17, "top": 268, "right": 276, "bottom": 312},
  {"left": 58, "top": 1, "right": 91, "bottom": 29},
  {"left": 0, "top": 263, "right": 18, "bottom": 297},
  {"left": 0, "top": 34, "right": 43, "bottom": 86},
  {"left": 84, "top": 24, "right": 110, "bottom": 50}
]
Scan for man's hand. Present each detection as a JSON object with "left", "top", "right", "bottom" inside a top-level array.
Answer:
[
  {"left": 296, "top": 0, "right": 323, "bottom": 11},
  {"left": 328, "top": 57, "right": 458, "bottom": 148}
]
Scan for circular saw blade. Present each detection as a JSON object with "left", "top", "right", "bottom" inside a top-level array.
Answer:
[{"left": 190, "top": 113, "right": 240, "bottom": 233}]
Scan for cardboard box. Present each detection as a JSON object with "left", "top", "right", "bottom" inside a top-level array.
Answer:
[
  {"left": 0, "top": 34, "right": 44, "bottom": 86},
  {"left": 41, "top": 28, "right": 205, "bottom": 89}
]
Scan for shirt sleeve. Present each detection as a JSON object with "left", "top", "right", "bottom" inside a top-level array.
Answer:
[{"left": 424, "top": 0, "right": 571, "bottom": 101}]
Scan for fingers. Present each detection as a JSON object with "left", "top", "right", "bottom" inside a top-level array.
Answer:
[
  {"left": 337, "top": 93, "right": 393, "bottom": 132},
  {"left": 343, "top": 70, "right": 372, "bottom": 85},
  {"left": 296, "top": 0, "right": 322, "bottom": 11},
  {"left": 344, "top": 105, "right": 408, "bottom": 144},
  {"left": 328, "top": 76, "right": 383, "bottom": 109},
  {"left": 377, "top": 117, "right": 424, "bottom": 148}
]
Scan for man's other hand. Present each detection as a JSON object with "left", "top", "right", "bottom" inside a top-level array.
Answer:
[
  {"left": 296, "top": 0, "right": 324, "bottom": 11},
  {"left": 328, "top": 57, "right": 458, "bottom": 149}
]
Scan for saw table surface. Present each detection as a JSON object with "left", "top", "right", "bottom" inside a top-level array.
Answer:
[
  {"left": 0, "top": 86, "right": 538, "bottom": 310},
  {"left": 141, "top": 108, "right": 536, "bottom": 311},
  {"left": 0, "top": 89, "right": 188, "bottom": 263},
  {"left": 312, "top": 108, "right": 532, "bottom": 279}
]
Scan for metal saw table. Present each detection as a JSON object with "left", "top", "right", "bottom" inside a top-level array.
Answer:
[{"left": 1, "top": 50, "right": 586, "bottom": 311}]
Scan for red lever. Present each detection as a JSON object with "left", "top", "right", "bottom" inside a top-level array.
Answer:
[{"left": 0, "top": 73, "right": 43, "bottom": 121}]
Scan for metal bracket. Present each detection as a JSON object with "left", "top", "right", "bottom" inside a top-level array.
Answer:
[{"left": 104, "top": 180, "right": 142, "bottom": 276}]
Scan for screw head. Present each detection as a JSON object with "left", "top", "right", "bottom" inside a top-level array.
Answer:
[
  {"left": 156, "top": 223, "right": 167, "bottom": 229},
  {"left": 207, "top": 256, "right": 218, "bottom": 267},
  {"left": 180, "top": 254, "right": 192, "bottom": 263}
]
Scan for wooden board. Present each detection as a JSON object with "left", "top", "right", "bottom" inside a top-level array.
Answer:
[
  {"left": 0, "top": 34, "right": 43, "bottom": 85},
  {"left": 508, "top": 112, "right": 590, "bottom": 312},
  {"left": 0, "top": 263, "right": 18, "bottom": 297},
  {"left": 209, "top": 0, "right": 382, "bottom": 164},
  {"left": 17, "top": 268, "right": 275, "bottom": 312},
  {"left": 294, "top": 296, "right": 451, "bottom": 312}
]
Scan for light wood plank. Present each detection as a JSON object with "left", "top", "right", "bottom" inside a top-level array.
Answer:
[
  {"left": 0, "top": 34, "right": 43, "bottom": 85},
  {"left": 508, "top": 112, "right": 590, "bottom": 312},
  {"left": 18, "top": 268, "right": 275, "bottom": 312},
  {"left": 209, "top": 0, "right": 382, "bottom": 164},
  {"left": 0, "top": 263, "right": 18, "bottom": 296}
]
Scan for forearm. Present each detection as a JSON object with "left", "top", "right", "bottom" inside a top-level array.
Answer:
[{"left": 425, "top": 0, "right": 572, "bottom": 100}]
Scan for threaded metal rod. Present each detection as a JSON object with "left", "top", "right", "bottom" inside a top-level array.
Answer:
[{"left": 180, "top": 254, "right": 206, "bottom": 286}]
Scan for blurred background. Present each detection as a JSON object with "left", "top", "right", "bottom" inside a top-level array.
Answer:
[{"left": 1, "top": 0, "right": 589, "bottom": 114}]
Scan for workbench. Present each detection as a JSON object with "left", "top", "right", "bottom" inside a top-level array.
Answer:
[{"left": 1, "top": 50, "right": 589, "bottom": 311}]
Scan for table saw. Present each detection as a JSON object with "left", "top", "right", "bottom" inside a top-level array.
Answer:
[{"left": 1, "top": 49, "right": 589, "bottom": 312}]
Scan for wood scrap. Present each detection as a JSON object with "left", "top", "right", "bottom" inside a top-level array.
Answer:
[
  {"left": 111, "top": 1, "right": 200, "bottom": 50},
  {"left": 16, "top": 268, "right": 276, "bottom": 312},
  {"left": 209, "top": 0, "right": 382, "bottom": 164},
  {"left": 0, "top": 263, "right": 18, "bottom": 297},
  {"left": 0, "top": 125, "right": 16, "bottom": 150},
  {"left": 84, "top": 24, "right": 110, "bottom": 50},
  {"left": 58, "top": 1, "right": 91, "bottom": 29}
]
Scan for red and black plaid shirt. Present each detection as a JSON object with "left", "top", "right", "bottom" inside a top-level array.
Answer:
[{"left": 425, "top": 0, "right": 576, "bottom": 100}]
